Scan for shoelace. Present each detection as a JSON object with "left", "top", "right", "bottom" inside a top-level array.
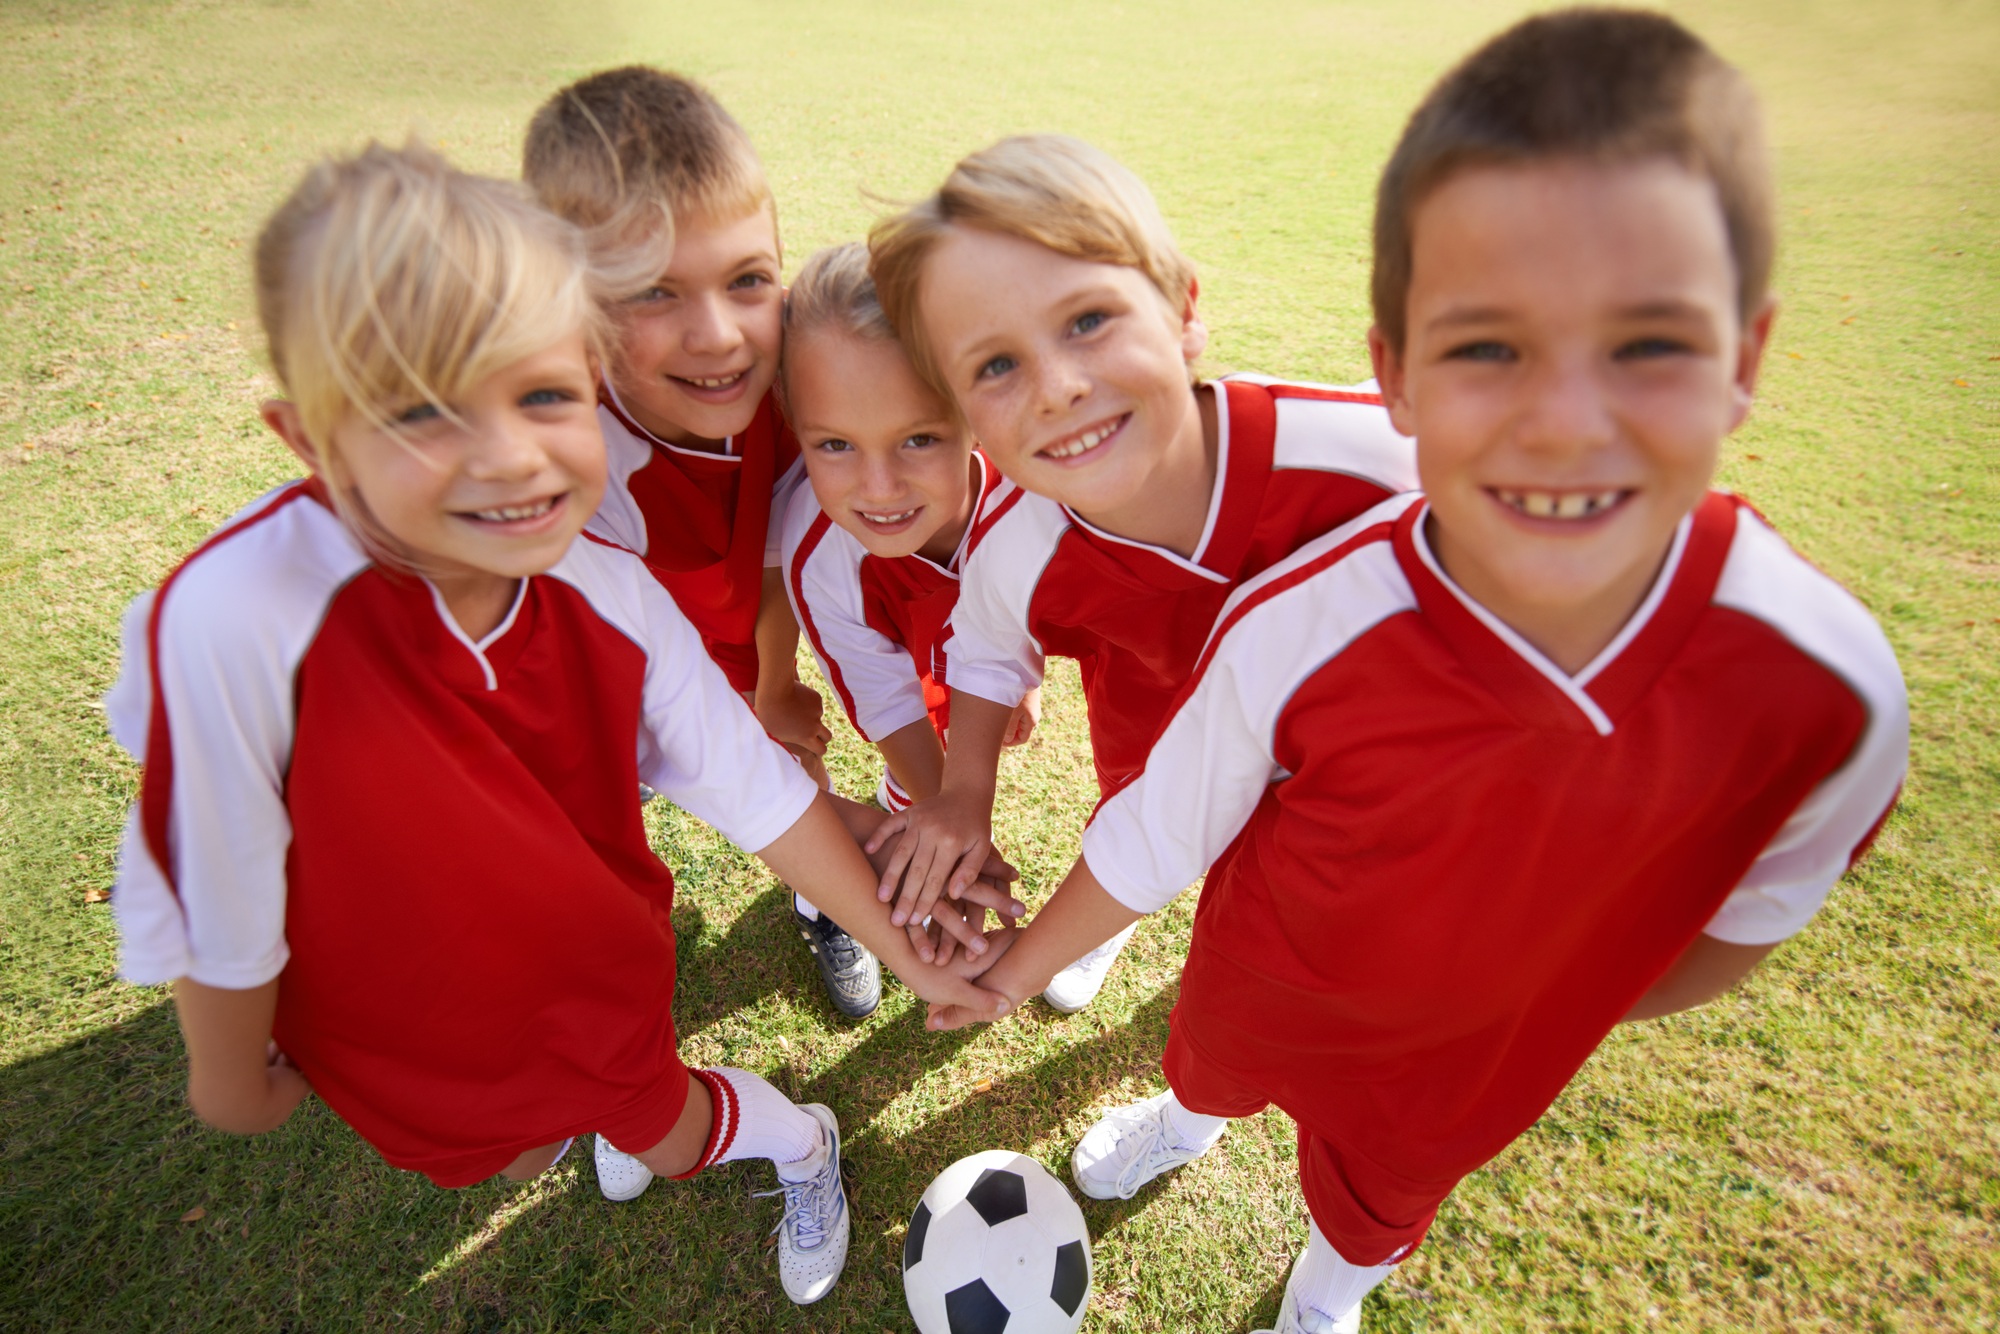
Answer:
[
  {"left": 810, "top": 918, "right": 868, "bottom": 974},
  {"left": 755, "top": 1156, "right": 836, "bottom": 1253},
  {"left": 1110, "top": 1107, "right": 1178, "bottom": 1199}
]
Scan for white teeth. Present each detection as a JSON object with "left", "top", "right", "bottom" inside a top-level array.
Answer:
[
  {"left": 1496, "top": 488, "right": 1626, "bottom": 520},
  {"left": 1045, "top": 421, "right": 1116, "bottom": 460},
  {"left": 860, "top": 508, "right": 918, "bottom": 525},
  {"left": 681, "top": 373, "right": 744, "bottom": 389},
  {"left": 472, "top": 497, "right": 557, "bottom": 522}
]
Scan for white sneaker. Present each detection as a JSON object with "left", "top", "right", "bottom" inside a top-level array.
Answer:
[
  {"left": 1071, "top": 1089, "right": 1222, "bottom": 1200},
  {"left": 593, "top": 1134, "right": 654, "bottom": 1202},
  {"left": 1253, "top": 1281, "right": 1360, "bottom": 1334},
  {"left": 755, "top": 1103, "right": 850, "bottom": 1304},
  {"left": 1042, "top": 922, "right": 1138, "bottom": 1013}
]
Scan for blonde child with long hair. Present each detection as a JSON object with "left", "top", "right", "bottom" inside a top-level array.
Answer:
[{"left": 104, "top": 142, "right": 1009, "bottom": 1306}]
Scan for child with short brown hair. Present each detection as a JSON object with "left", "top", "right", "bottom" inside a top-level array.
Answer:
[{"left": 930, "top": 11, "right": 1908, "bottom": 1331}]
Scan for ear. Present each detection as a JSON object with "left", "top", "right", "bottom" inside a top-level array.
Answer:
[
  {"left": 1178, "top": 276, "right": 1209, "bottom": 363},
  {"left": 1725, "top": 296, "right": 1778, "bottom": 433},
  {"left": 260, "top": 400, "right": 324, "bottom": 475},
  {"left": 1367, "top": 326, "right": 1417, "bottom": 438}
]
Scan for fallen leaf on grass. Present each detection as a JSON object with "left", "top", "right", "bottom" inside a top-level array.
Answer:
[
  {"left": 972, "top": 1078, "right": 993, "bottom": 1093},
  {"left": 1952, "top": 378, "right": 1970, "bottom": 387},
  {"left": 180, "top": 1207, "right": 206, "bottom": 1223},
  {"left": 1744, "top": 454, "right": 1762, "bottom": 462},
  {"left": 762, "top": 1232, "right": 778, "bottom": 1250},
  {"left": 83, "top": 888, "right": 109, "bottom": 903}
]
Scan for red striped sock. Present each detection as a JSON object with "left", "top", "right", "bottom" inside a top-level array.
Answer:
[{"left": 671, "top": 1067, "right": 820, "bottom": 1178}]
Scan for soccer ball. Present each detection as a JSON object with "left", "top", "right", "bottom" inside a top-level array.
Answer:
[{"left": 902, "top": 1150, "right": 1093, "bottom": 1334}]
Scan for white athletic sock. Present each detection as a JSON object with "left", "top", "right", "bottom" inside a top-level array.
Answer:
[
  {"left": 1289, "top": 1218, "right": 1399, "bottom": 1320},
  {"left": 684, "top": 1067, "right": 824, "bottom": 1177},
  {"left": 794, "top": 892, "right": 820, "bottom": 920},
  {"left": 1163, "top": 1091, "right": 1229, "bottom": 1151}
]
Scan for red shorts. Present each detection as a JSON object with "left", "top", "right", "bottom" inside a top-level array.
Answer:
[{"left": 1163, "top": 1009, "right": 1448, "bottom": 1266}]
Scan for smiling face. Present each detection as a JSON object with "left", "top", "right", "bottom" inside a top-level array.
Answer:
[
  {"left": 1371, "top": 157, "right": 1773, "bottom": 672},
  {"left": 610, "top": 205, "right": 783, "bottom": 448},
  {"left": 318, "top": 334, "right": 605, "bottom": 608},
  {"left": 788, "top": 329, "right": 978, "bottom": 563},
  {"left": 915, "top": 227, "right": 1210, "bottom": 541}
]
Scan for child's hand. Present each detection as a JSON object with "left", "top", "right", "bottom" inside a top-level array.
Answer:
[
  {"left": 864, "top": 788, "right": 998, "bottom": 936},
  {"left": 925, "top": 939, "right": 1024, "bottom": 1030},
  {"left": 898, "top": 957, "right": 1016, "bottom": 1021},
  {"left": 756, "top": 679, "right": 831, "bottom": 758},
  {"left": 1001, "top": 687, "right": 1041, "bottom": 748},
  {"left": 918, "top": 874, "right": 1029, "bottom": 965}
]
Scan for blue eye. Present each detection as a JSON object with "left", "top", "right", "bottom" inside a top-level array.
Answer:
[
  {"left": 395, "top": 401, "right": 442, "bottom": 425},
  {"left": 1071, "top": 311, "right": 1106, "bottom": 335},
  {"left": 521, "top": 387, "right": 575, "bottom": 408},
  {"left": 1445, "top": 340, "right": 1514, "bottom": 363},
  {"left": 626, "top": 286, "right": 669, "bottom": 305},
  {"left": 976, "top": 354, "right": 1017, "bottom": 381}
]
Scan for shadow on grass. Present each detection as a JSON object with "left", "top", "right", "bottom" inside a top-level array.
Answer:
[{"left": 0, "top": 929, "right": 1227, "bottom": 1331}]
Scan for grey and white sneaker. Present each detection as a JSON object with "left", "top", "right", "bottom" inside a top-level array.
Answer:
[
  {"left": 593, "top": 1134, "right": 654, "bottom": 1202},
  {"left": 795, "top": 905, "right": 881, "bottom": 1020},
  {"left": 1071, "top": 1089, "right": 1223, "bottom": 1200},
  {"left": 1254, "top": 1276, "right": 1361, "bottom": 1334},
  {"left": 1042, "top": 922, "right": 1138, "bottom": 1013},
  {"left": 756, "top": 1103, "right": 851, "bottom": 1305}
]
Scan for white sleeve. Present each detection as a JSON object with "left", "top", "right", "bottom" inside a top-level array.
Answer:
[
  {"left": 112, "top": 550, "right": 319, "bottom": 989},
  {"left": 941, "top": 501, "right": 1054, "bottom": 709},
  {"left": 629, "top": 566, "right": 818, "bottom": 854},
  {"left": 584, "top": 410, "right": 655, "bottom": 556},
  {"left": 765, "top": 454, "right": 807, "bottom": 569},
  {"left": 1703, "top": 511, "right": 1911, "bottom": 944},
  {"left": 785, "top": 517, "right": 931, "bottom": 743}
]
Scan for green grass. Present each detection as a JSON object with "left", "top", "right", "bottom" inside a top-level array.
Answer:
[{"left": 0, "top": 0, "right": 1993, "bottom": 1329}]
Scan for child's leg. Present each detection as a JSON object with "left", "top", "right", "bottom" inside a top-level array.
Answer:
[
  {"left": 498, "top": 1136, "right": 574, "bottom": 1181},
  {"left": 1265, "top": 1219, "right": 1401, "bottom": 1333}
]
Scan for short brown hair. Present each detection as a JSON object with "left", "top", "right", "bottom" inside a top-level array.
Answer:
[
  {"left": 869, "top": 135, "right": 1195, "bottom": 399},
  {"left": 522, "top": 66, "right": 771, "bottom": 296},
  {"left": 1372, "top": 7, "right": 1772, "bottom": 350}
]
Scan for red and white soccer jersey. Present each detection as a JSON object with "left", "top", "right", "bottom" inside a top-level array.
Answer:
[
  {"left": 948, "top": 376, "right": 1416, "bottom": 795},
  {"left": 1082, "top": 490, "right": 1908, "bottom": 1263},
  {"left": 781, "top": 455, "right": 996, "bottom": 758},
  {"left": 106, "top": 479, "right": 817, "bottom": 1187},
  {"left": 589, "top": 380, "right": 805, "bottom": 693}
]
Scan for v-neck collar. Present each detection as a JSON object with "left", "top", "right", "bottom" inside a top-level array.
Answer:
[
  {"left": 1395, "top": 492, "right": 1739, "bottom": 735},
  {"left": 425, "top": 578, "right": 530, "bottom": 692},
  {"left": 1059, "top": 379, "right": 1276, "bottom": 586},
  {"left": 599, "top": 377, "right": 740, "bottom": 461},
  {"left": 901, "top": 452, "right": 993, "bottom": 581}
]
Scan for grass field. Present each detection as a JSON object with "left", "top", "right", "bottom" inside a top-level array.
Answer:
[{"left": 0, "top": 0, "right": 1994, "bottom": 1329}]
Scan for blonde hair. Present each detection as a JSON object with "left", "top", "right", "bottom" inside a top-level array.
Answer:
[
  {"left": 254, "top": 139, "right": 602, "bottom": 565},
  {"left": 523, "top": 66, "right": 774, "bottom": 297},
  {"left": 777, "top": 242, "right": 897, "bottom": 417},
  {"left": 868, "top": 135, "right": 1196, "bottom": 397},
  {"left": 1373, "top": 7, "right": 1771, "bottom": 350}
]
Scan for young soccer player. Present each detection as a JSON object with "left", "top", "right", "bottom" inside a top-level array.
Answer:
[
  {"left": 927, "top": 12, "right": 1909, "bottom": 1331},
  {"left": 777, "top": 243, "right": 1040, "bottom": 991},
  {"left": 521, "top": 68, "right": 871, "bottom": 1026},
  {"left": 105, "top": 143, "right": 1009, "bottom": 1306},
  {"left": 865, "top": 136, "right": 1418, "bottom": 1010}
]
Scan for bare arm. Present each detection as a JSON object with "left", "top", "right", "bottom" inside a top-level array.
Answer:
[
  {"left": 751, "top": 567, "right": 829, "bottom": 759},
  {"left": 1621, "top": 936, "right": 1779, "bottom": 1022},
  {"left": 171, "top": 977, "right": 312, "bottom": 1134},
  {"left": 929, "top": 853, "right": 1142, "bottom": 1030},
  {"left": 876, "top": 717, "right": 947, "bottom": 805},
  {"left": 759, "top": 791, "right": 1014, "bottom": 1015}
]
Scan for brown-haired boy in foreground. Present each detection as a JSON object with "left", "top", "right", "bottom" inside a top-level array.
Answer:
[{"left": 931, "top": 11, "right": 1909, "bottom": 1331}]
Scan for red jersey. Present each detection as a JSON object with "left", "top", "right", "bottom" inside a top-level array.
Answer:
[
  {"left": 948, "top": 376, "right": 1416, "bottom": 795},
  {"left": 1084, "top": 492, "right": 1907, "bottom": 1241},
  {"left": 589, "top": 382, "right": 804, "bottom": 693},
  {"left": 780, "top": 454, "right": 996, "bottom": 747},
  {"left": 107, "top": 481, "right": 817, "bottom": 1186}
]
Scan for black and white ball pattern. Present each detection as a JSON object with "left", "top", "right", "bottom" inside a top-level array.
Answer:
[{"left": 902, "top": 1150, "right": 1093, "bottom": 1334}]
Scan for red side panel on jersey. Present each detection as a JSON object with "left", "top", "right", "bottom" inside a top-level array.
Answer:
[
  {"left": 141, "top": 481, "right": 323, "bottom": 898},
  {"left": 860, "top": 553, "right": 959, "bottom": 736},
  {"left": 788, "top": 512, "right": 859, "bottom": 726},
  {"left": 271, "top": 571, "right": 690, "bottom": 1186},
  {"left": 603, "top": 392, "right": 796, "bottom": 692}
]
